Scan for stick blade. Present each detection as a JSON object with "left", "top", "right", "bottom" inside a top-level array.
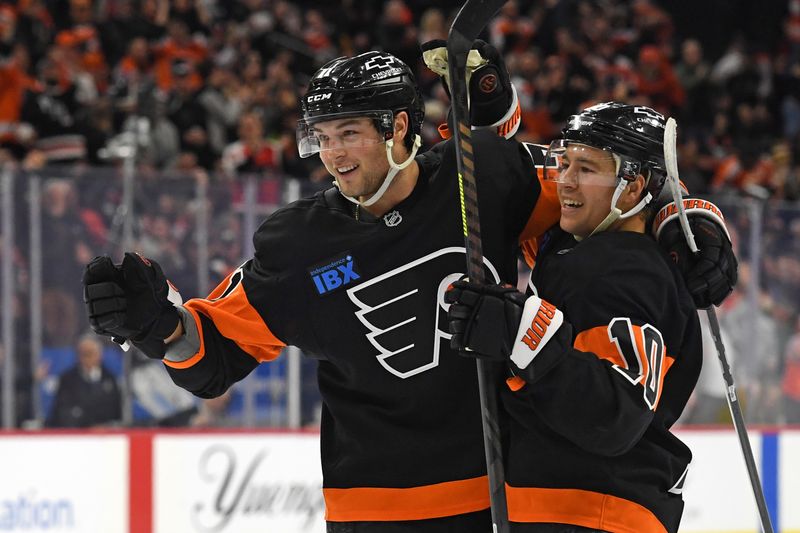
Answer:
[
  {"left": 664, "top": 117, "right": 679, "bottom": 182},
  {"left": 448, "top": 0, "right": 506, "bottom": 56}
]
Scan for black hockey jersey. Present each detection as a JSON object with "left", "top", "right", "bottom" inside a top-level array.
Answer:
[
  {"left": 505, "top": 228, "right": 702, "bottom": 533},
  {"left": 163, "top": 131, "right": 561, "bottom": 521}
]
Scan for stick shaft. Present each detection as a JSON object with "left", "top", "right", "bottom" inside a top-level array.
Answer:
[
  {"left": 664, "top": 118, "right": 774, "bottom": 533},
  {"left": 447, "top": 2, "right": 509, "bottom": 530}
]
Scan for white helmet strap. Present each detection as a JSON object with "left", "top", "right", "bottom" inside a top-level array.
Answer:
[
  {"left": 584, "top": 176, "right": 652, "bottom": 239},
  {"left": 337, "top": 134, "right": 422, "bottom": 207}
]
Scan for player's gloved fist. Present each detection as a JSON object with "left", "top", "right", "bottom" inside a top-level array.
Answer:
[
  {"left": 421, "top": 39, "right": 517, "bottom": 132},
  {"left": 445, "top": 281, "right": 571, "bottom": 383},
  {"left": 446, "top": 280, "right": 527, "bottom": 359},
  {"left": 83, "top": 253, "right": 180, "bottom": 359},
  {"left": 658, "top": 214, "right": 738, "bottom": 308}
]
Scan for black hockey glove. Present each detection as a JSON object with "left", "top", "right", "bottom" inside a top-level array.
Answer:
[
  {"left": 445, "top": 280, "right": 572, "bottom": 384},
  {"left": 83, "top": 253, "right": 181, "bottom": 359},
  {"left": 421, "top": 39, "right": 519, "bottom": 136},
  {"left": 653, "top": 199, "right": 738, "bottom": 308}
]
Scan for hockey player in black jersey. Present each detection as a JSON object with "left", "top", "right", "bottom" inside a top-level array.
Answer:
[
  {"left": 447, "top": 102, "right": 706, "bottom": 533},
  {"left": 82, "top": 45, "right": 733, "bottom": 532}
]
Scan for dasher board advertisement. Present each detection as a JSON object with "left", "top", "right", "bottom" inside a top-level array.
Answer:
[{"left": 152, "top": 433, "right": 325, "bottom": 533}]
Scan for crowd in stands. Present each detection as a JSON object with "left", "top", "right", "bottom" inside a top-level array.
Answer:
[
  {"left": 0, "top": 0, "right": 795, "bottom": 196},
  {"left": 1, "top": 0, "right": 800, "bottom": 426}
]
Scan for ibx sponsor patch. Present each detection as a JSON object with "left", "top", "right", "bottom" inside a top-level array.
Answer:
[{"left": 309, "top": 253, "right": 361, "bottom": 295}]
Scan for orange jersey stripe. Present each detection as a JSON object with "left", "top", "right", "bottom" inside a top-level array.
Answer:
[
  {"left": 519, "top": 168, "right": 560, "bottom": 245},
  {"left": 574, "top": 325, "right": 676, "bottom": 410},
  {"left": 520, "top": 238, "right": 538, "bottom": 269},
  {"left": 323, "top": 475, "right": 489, "bottom": 521},
  {"left": 180, "top": 276, "right": 285, "bottom": 365},
  {"left": 506, "top": 485, "right": 667, "bottom": 533},
  {"left": 574, "top": 325, "right": 627, "bottom": 367}
]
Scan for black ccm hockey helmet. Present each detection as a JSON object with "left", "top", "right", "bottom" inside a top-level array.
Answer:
[
  {"left": 297, "top": 51, "right": 425, "bottom": 158},
  {"left": 549, "top": 102, "right": 668, "bottom": 202}
]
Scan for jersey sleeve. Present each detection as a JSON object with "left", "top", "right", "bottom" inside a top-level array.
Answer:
[
  {"left": 519, "top": 261, "right": 694, "bottom": 456},
  {"left": 516, "top": 142, "right": 561, "bottom": 246},
  {"left": 162, "top": 258, "right": 287, "bottom": 398}
]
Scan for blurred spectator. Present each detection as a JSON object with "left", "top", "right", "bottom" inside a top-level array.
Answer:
[
  {"left": 221, "top": 110, "right": 281, "bottom": 176},
  {"left": 0, "top": 290, "right": 44, "bottom": 427},
  {"left": 79, "top": 96, "right": 116, "bottom": 165},
  {"left": 14, "top": 0, "right": 55, "bottom": 68},
  {"left": 20, "top": 52, "right": 88, "bottom": 162},
  {"left": 536, "top": 53, "right": 594, "bottom": 125},
  {"left": 190, "top": 389, "right": 235, "bottom": 427},
  {"left": 164, "top": 59, "right": 214, "bottom": 169},
  {"left": 221, "top": 110, "right": 283, "bottom": 205},
  {"left": 54, "top": 0, "right": 107, "bottom": 91},
  {"left": 45, "top": 334, "right": 122, "bottom": 428},
  {"left": 783, "top": 316, "right": 800, "bottom": 423},
  {"left": 129, "top": 352, "right": 197, "bottom": 426},
  {"left": 207, "top": 212, "right": 244, "bottom": 282},
  {"left": 40, "top": 178, "right": 94, "bottom": 346},
  {"left": 134, "top": 89, "right": 180, "bottom": 169},
  {"left": 377, "top": 0, "right": 417, "bottom": 67},
  {"left": 302, "top": 9, "right": 335, "bottom": 62},
  {"left": 153, "top": 18, "right": 207, "bottom": 92},
  {"left": 720, "top": 268, "right": 783, "bottom": 424},
  {"left": 417, "top": 7, "right": 447, "bottom": 44},
  {"left": 169, "top": 0, "right": 211, "bottom": 37},
  {"left": 113, "top": 37, "right": 156, "bottom": 92},
  {"left": 197, "top": 62, "right": 244, "bottom": 156},
  {"left": 121, "top": 0, "right": 168, "bottom": 44},
  {"left": 681, "top": 312, "right": 736, "bottom": 425},
  {"left": 634, "top": 44, "right": 685, "bottom": 115},
  {"left": 0, "top": 43, "right": 37, "bottom": 157},
  {"left": 674, "top": 38, "right": 712, "bottom": 130},
  {"left": 711, "top": 142, "right": 777, "bottom": 197}
]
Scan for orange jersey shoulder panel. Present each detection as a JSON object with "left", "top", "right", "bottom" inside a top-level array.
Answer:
[
  {"left": 519, "top": 166, "right": 560, "bottom": 244},
  {"left": 183, "top": 279, "right": 285, "bottom": 364}
]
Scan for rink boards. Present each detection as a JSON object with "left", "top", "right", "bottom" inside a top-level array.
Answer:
[{"left": 0, "top": 428, "right": 796, "bottom": 533}]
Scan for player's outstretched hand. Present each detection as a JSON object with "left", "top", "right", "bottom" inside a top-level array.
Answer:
[
  {"left": 445, "top": 280, "right": 572, "bottom": 383},
  {"left": 83, "top": 253, "right": 180, "bottom": 359},
  {"left": 658, "top": 213, "right": 738, "bottom": 309},
  {"left": 421, "top": 39, "right": 517, "bottom": 134}
]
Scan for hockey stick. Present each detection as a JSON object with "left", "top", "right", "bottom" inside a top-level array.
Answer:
[
  {"left": 447, "top": 1, "right": 509, "bottom": 531},
  {"left": 664, "top": 118, "right": 775, "bottom": 533}
]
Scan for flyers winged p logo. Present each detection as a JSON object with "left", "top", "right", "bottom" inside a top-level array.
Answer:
[{"left": 347, "top": 247, "right": 500, "bottom": 379}]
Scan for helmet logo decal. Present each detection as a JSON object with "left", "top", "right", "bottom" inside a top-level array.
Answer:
[
  {"left": 307, "top": 93, "right": 332, "bottom": 102},
  {"left": 364, "top": 54, "right": 397, "bottom": 70},
  {"left": 633, "top": 106, "right": 665, "bottom": 123},
  {"left": 383, "top": 210, "right": 403, "bottom": 227},
  {"left": 314, "top": 65, "right": 337, "bottom": 79}
]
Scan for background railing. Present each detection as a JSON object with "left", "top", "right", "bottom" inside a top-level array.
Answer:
[{"left": 1, "top": 164, "right": 799, "bottom": 430}]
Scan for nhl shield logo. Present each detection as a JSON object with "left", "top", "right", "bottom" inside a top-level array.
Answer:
[
  {"left": 346, "top": 247, "right": 500, "bottom": 379},
  {"left": 383, "top": 210, "right": 402, "bottom": 227}
]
